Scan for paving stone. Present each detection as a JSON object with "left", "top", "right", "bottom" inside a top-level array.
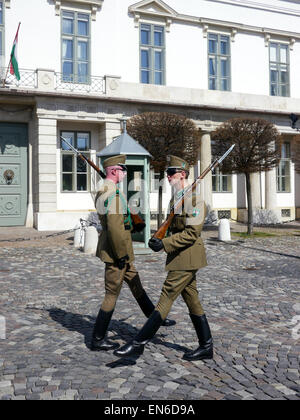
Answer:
[
  {"left": 0, "top": 233, "right": 299, "bottom": 400},
  {"left": 0, "top": 381, "right": 12, "bottom": 388}
]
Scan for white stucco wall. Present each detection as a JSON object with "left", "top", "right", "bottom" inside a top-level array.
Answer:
[
  {"left": 290, "top": 41, "right": 300, "bottom": 99},
  {"left": 295, "top": 171, "right": 300, "bottom": 208},
  {"left": 212, "top": 174, "right": 237, "bottom": 211},
  {"left": 231, "top": 32, "right": 269, "bottom": 96},
  {"left": 5, "top": 0, "right": 60, "bottom": 71},
  {"left": 166, "top": 22, "right": 205, "bottom": 90}
]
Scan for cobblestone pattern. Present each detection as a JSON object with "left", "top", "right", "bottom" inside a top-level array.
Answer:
[{"left": 0, "top": 235, "right": 299, "bottom": 400}]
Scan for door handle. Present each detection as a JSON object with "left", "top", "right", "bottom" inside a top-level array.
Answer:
[{"left": 3, "top": 169, "right": 14, "bottom": 185}]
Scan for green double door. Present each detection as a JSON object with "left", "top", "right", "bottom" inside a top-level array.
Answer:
[{"left": 0, "top": 123, "right": 28, "bottom": 226}]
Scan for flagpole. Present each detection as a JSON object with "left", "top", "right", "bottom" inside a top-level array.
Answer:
[{"left": 2, "top": 22, "right": 21, "bottom": 87}]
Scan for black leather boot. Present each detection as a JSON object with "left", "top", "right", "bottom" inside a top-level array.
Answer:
[
  {"left": 91, "top": 309, "right": 119, "bottom": 351},
  {"left": 136, "top": 291, "right": 176, "bottom": 327},
  {"left": 183, "top": 314, "right": 213, "bottom": 361},
  {"left": 114, "top": 310, "right": 163, "bottom": 357}
]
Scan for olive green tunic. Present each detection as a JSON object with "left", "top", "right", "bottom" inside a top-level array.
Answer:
[
  {"left": 154, "top": 191, "right": 207, "bottom": 319},
  {"left": 95, "top": 179, "right": 134, "bottom": 264},
  {"left": 162, "top": 192, "right": 207, "bottom": 271},
  {"left": 95, "top": 179, "right": 145, "bottom": 313}
]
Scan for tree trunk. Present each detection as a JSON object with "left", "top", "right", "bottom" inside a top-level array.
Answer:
[
  {"left": 245, "top": 172, "right": 253, "bottom": 235},
  {"left": 157, "top": 170, "right": 164, "bottom": 229}
]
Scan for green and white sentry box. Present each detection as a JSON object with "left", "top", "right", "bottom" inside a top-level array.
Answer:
[{"left": 97, "top": 121, "right": 152, "bottom": 254}]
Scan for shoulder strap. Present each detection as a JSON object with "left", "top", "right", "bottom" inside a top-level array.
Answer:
[
  {"left": 117, "top": 190, "right": 132, "bottom": 228},
  {"left": 104, "top": 189, "right": 132, "bottom": 229}
]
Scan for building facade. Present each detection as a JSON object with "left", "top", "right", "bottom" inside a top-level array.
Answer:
[{"left": 0, "top": 0, "right": 299, "bottom": 230}]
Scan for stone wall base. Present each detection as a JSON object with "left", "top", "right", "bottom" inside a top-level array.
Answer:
[
  {"left": 237, "top": 208, "right": 295, "bottom": 224},
  {"left": 34, "top": 211, "right": 94, "bottom": 231}
]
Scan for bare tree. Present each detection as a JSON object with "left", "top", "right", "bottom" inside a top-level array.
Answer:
[
  {"left": 127, "top": 112, "right": 199, "bottom": 227},
  {"left": 212, "top": 117, "right": 282, "bottom": 234}
]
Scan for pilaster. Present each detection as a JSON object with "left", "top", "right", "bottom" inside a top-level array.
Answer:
[
  {"left": 104, "top": 120, "right": 122, "bottom": 146},
  {"left": 265, "top": 168, "right": 277, "bottom": 211},
  {"left": 36, "top": 118, "right": 58, "bottom": 213},
  {"left": 200, "top": 132, "right": 212, "bottom": 207},
  {"left": 250, "top": 172, "right": 261, "bottom": 208}
]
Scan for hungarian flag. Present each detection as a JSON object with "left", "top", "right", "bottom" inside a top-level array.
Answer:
[{"left": 10, "top": 23, "right": 21, "bottom": 81}]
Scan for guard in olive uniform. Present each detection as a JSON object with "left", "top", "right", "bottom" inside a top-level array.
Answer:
[
  {"left": 114, "top": 155, "right": 213, "bottom": 361},
  {"left": 91, "top": 154, "right": 175, "bottom": 351}
]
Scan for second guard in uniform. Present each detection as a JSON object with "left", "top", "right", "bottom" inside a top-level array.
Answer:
[
  {"left": 91, "top": 154, "right": 175, "bottom": 351},
  {"left": 114, "top": 155, "right": 213, "bottom": 361}
]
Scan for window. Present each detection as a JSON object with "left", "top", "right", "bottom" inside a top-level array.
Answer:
[
  {"left": 61, "top": 132, "right": 91, "bottom": 192},
  {"left": 277, "top": 141, "right": 291, "bottom": 192},
  {"left": 281, "top": 209, "right": 291, "bottom": 218},
  {"left": 140, "top": 23, "right": 165, "bottom": 85},
  {"left": 208, "top": 33, "right": 231, "bottom": 91},
  {"left": 218, "top": 210, "right": 231, "bottom": 219},
  {"left": 0, "top": 1, "right": 4, "bottom": 69},
  {"left": 270, "top": 43, "right": 289, "bottom": 97},
  {"left": 212, "top": 168, "right": 232, "bottom": 192},
  {"left": 61, "top": 11, "right": 90, "bottom": 83}
]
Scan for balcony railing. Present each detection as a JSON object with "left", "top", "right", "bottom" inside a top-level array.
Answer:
[
  {"left": 0, "top": 68, "right": 106, "bottom": 95},
  {"left": 55, "top": 72, "right": 105, "bottom": 94},
  {"left": 0, "top": 67, "right": 37, "bottom": 89}
]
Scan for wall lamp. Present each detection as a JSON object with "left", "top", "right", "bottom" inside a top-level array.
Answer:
[{"left": 289, "top": 113, "right": 299, "bottom": 130}]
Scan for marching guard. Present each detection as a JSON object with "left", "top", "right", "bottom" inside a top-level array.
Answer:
[
  {"left": 114, "top": 155, "right": 213, "bottom": 361},
  {"left": 91, "top": 154, "right": 175, "bottom": 352}
]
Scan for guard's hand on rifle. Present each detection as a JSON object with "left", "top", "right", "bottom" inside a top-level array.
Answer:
[
  {"left": 117, "top": 255, "right": 129, "bottom": 269},
  {"left": 148, "top": 237, "right": 164, "bottom": 252},
  {"left": 132, "top": 222, "right": 146, "bottom": 233}
]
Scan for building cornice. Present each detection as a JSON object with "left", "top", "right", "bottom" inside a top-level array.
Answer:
[
  {"left": 54, "top": 0, "right": 104, "bottom": 20},
  {"left": 206, "top": 0, "right": 300, "bottom": 18},
  {"left": 0, "top": 86, "right": 297, "bottom": 122},
  {"left": 129, "top": 0, "right": 300, "bottom": 42}
]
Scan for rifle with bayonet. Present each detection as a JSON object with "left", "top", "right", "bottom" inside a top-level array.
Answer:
[
  {"left": 60, "top": 136, "right": 146, "bottom": 233},
  {"left": 152, "top": 144, "right": 236, "bottom": 240}
]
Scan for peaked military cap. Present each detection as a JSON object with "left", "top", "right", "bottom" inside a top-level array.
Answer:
[
  {"left": 166, "top": 155, "right": 189, "bottom": 171},
  {"left": 103, "top": 154, "right": 126, "bottom": 169}
]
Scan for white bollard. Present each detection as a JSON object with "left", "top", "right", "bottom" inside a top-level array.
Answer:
[
  {"left": 218, "top": 218, "right": 231, "bottom": 241},
  {"left": 0, "top": 315, "right": 6, "bottom": 340},
  {"left": 83, "top": 226, "right": 99, "bottom": 255},
  {"left": 73, "top": 223, "right": 82, "bottom": 248}
]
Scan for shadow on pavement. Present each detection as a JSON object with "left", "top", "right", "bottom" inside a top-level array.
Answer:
[{"left": 47, "top": 308, "right": 190, "bottom": 367}]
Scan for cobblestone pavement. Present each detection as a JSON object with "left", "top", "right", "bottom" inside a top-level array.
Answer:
[{"left": 0, "top": 231, "right": 299, "bottom": 400}]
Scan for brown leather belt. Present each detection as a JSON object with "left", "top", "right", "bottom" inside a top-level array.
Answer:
[
  {"left": 102, "top": 225, "right": 131, "bottom": 231},
  {"left": 170, "top": 229, "right": 184, "bottom": 234}
]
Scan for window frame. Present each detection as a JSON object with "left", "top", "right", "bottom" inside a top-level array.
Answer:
[
  {"left": 277, "top": 141, "right": 291, "bottom": 193},
  {"left": 61, "top": 10, "right": 91, "bottom": 84},
  {"left": 60, "top": 131, "right": 91, "bottom": 193},
  {"left": 208, "top": 32, "right": 231, "bottom": 92},
  {"left": 269, "top": 42, "right": 290, "bottom": 97},
  {"left": 212, "top": 167, "right": 232, "bottom": 193},
  {"left": 139, "top": 22, "right": 165, "bottom": 85}
]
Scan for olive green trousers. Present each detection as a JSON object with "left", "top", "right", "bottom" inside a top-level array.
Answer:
[
  {"left": 100, "top": 262, "right": 145, "bottom": 312},
  {"left": 155, "top": 270, "right": 205, "bottom": 320}
]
